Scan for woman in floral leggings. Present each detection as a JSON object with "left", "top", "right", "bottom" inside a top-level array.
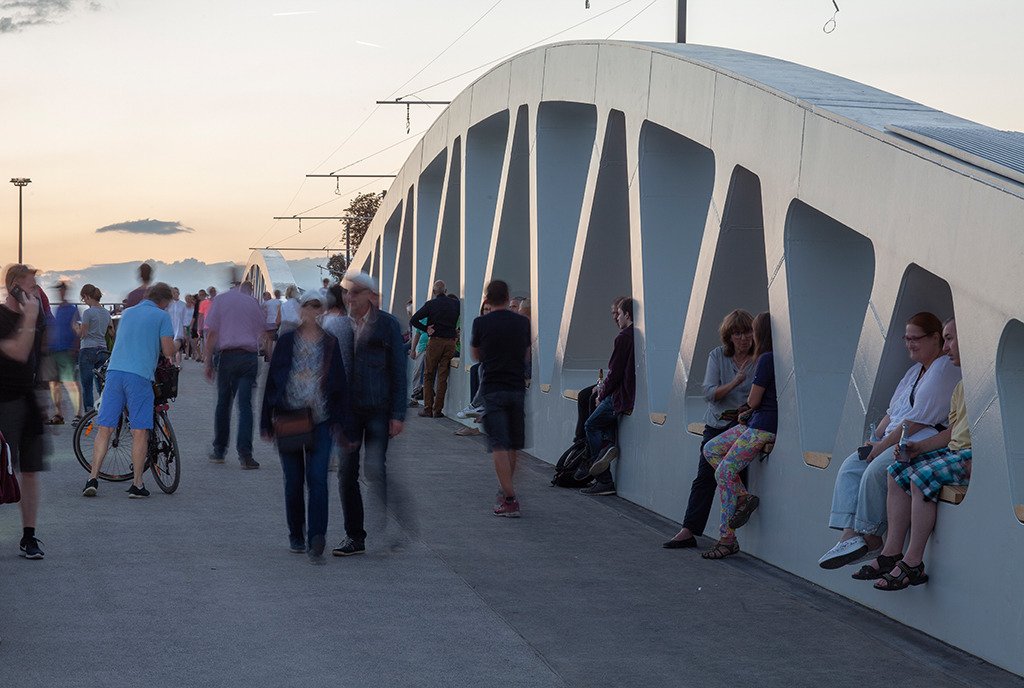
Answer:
[{"left": 701, "top": 311, "right": 777, "bottom": 560}]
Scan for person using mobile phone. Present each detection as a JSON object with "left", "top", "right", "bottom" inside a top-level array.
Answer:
[{"left": 0, "top": 263, "right": 49, "bottom": 560}]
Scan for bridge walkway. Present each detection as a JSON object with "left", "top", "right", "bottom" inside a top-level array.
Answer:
[{"left": 1, "top": 361, "right": 1019, "bottom": 687}]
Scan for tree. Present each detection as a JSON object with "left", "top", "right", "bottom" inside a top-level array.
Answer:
[
  {"left": 342, "top": 191, "right": 384, "bottom": 259},
  {"left": 326, "top": 191, "right": 384, "bottom": 283},
  {"left": 326, "top": 253, "right": 348, "bottom": 283}
]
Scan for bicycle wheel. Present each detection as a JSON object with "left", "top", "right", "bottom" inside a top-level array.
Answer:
[
  {"left": 149, "top": 409, "right": 181, "bottom": 494},
  {"left": 73, "top": 408, "right": 134, "bottom": 481}
]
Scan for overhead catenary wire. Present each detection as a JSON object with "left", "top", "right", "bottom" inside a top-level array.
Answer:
[
  {"left": 262, "top": 0, "right": 650, "bottom": 252},
  {"left": 398, "top": 0, "right": 639, "bottom": 100},
  {"left": 606, "top": 0, "right": 661, "bottom": 39}
]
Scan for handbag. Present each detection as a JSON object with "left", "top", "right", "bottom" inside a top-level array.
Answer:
[
  {"left": 273, "top": 407, "right": 316, "bottom": 454},
  {"left": 0, "top": 431, "right": 21, "bottom": 505}
]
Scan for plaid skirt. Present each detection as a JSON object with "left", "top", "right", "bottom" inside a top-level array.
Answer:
[{"left": 888, "top": 447, "right": 972, "bottom": 502}]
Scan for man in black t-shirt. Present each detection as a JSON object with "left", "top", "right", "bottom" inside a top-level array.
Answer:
[
  {"left": 0, "top": 263, "right": 49, "bottom": 559},
  {"left": 470, "top": 280, "right": 531, "bottom": 517}
]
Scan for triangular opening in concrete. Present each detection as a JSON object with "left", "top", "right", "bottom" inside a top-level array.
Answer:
[{"left": 684, "top": 165, "right": 768, "bottom": 426}]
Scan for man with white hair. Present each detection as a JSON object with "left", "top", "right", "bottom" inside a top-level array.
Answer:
[{"left": 333, "top": 272, "right": 408, "bottom": 556}]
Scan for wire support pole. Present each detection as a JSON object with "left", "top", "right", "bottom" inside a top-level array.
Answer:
[
  {"left": 306, "top": 174, "right": 397, "bottom": 178},
  {"left": 677, "top": 0, "right": 686, "bottom": 43}
]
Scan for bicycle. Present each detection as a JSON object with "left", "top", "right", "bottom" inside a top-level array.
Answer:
[{"left": 72, "top": 360, "right": 181, "bottom": 494}]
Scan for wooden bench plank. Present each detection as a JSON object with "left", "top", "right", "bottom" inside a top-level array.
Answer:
[
  {"left": 563, "top": 389, "right": 580, "bottom": 401},
  {"left": 687, "top": 422, "right": 704, "bottom": 436},
  {"left": 650, "top": 413, "right": 667, "bottom": 425},
  {"left": 1016, "top": 504, "right": 1024, "bottom": 523},
  {"left": 804, "top": 452, "right": 831, "bottom": 469},
  {"left": 449, "top": 357, "right": 460, "bottom": 369},
  {"left": 540, "top": 384, "right": 551, "bottom": 393},
  {"left": 938, "top": 485, "right": 968, "bottom": 505}
]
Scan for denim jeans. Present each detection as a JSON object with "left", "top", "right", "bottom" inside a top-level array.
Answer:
[
  {"left": 212, "top": 350, "right": 258, "bottom": 459},
  {"left": 278, "top": 422, "right": 331, "bottom": 547},
  {"left": 584, "top": 397, "right": 618, "bottom": 484},
  {"left": 829, "top": 447, "right": 898, "bottom": 535},
  {"left": 79, "top": 347, "right": 107, "bottom": 412}
]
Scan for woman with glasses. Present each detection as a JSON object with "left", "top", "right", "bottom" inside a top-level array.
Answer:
[
  {"left": 664, "top": 309, "right": 756, "bottom": 548},
  {"left": 817, "top": 312, "right": 960, "bottom": 572},
  {"left": 260, "top": 290, "right": 348, "bottom": 564}
]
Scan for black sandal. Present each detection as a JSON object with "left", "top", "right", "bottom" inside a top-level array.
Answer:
[
  {"left": 701, "top": 540, "right": 740, "bottom": 560},
  {"left": 874, "top": 561, "right": 928, "bottom": 590},
  {"left": 728, "top": 494, "right": 760, "bottom": 529},
  {"left": 852, "top": 552, "right": 903, "bottom": 580}
]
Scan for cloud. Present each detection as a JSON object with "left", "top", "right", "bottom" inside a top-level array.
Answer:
[
  {"left": 0, "top": 0, "right": 99, "bottom": 34},
  {"left": 95, "top": 219, "right": 195, "bottom": 235}
]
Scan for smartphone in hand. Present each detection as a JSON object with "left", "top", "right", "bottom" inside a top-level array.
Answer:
[{"left": 857, "top": 445, "right": 872, "bottom": 461}]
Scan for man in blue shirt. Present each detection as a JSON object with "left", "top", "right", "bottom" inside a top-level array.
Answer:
[{"left": 83, "top": 282, "right": 176, "bottom": 498}]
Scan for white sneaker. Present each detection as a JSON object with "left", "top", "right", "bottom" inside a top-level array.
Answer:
[
  {"left": 457, "top": 405, "right": 483, "bottom": 419},
  {"left": 818, "top": 536, "right": 867, "bottom": 569}
]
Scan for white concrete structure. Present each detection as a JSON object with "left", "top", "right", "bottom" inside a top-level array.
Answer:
[
  {"left": 349, "top": 41, "right": 1024, "bottom": 675},
  {"left": 243, "top": 249, "right": 299, "bottom": 300}
]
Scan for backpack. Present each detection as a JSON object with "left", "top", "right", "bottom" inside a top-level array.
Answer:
[
  {"left": 1, "top": 429, "right": 21, "bottom": 505},
  {"left": 550, "top": 438, "right": 592, "bottom": 488}
]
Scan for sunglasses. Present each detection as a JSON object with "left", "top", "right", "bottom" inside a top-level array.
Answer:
[{"left": 302, "top": 301, "right": 322, "bottom": 309}]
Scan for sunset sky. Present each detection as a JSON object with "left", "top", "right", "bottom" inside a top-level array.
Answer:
[{"left": 4, "top": 0, "right": 1023, "bottom": 276}]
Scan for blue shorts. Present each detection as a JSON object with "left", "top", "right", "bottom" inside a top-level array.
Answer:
[
  {"left": 97, "top": 370, "right": 154, "bottom": 430},
  {"left": 482, "top": 389, "right": 525, "bottom": 451}
]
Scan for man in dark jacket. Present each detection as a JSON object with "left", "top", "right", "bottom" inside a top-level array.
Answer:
[
  {"left": 332, "top": 272, "right": 408, "bottom": 556},
  {"left": 409, "top": 280, "right": 460, "bottom": 417},
  {"left": 580, "top": 297, "right": 635, "bottom": 496}
]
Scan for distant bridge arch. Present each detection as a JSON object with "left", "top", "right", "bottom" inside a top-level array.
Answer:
[
  {"left": 350, "top": 41, "right": 1024, "bottom": 675},
  {"left": 243, "top": 249, "right": 299, "bottom": 301}
]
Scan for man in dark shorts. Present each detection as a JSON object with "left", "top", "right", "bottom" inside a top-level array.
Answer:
[
  {"left": 0, "top": 263, "right": 49, "bottom": 559},
  {"left": 470, "top": 279, "right": 531, "bottom": 517}
]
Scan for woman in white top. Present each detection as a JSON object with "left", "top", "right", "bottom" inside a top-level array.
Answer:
[{"left": 818, "top": 312, "right": 961, "bottom": 570}]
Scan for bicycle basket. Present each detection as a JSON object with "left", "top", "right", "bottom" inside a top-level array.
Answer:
[{"left": 153, "top": 360, "right": 180, "bottom": 403}]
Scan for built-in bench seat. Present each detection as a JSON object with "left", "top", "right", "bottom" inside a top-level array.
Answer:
[
  {"left": 686, "top": 422, "right": 773, "bottom": 456},
  {"left": 803, "top": 452, "right": 968, "bottom": 504}
]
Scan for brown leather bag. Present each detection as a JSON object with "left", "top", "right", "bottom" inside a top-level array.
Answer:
[{"left": 272, "top": 408, "right": 315, "bottom": 454}]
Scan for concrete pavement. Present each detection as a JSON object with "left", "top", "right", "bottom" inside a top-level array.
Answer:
[{"left": 1, "top": 361, "right": 1020, "bottom": 687}]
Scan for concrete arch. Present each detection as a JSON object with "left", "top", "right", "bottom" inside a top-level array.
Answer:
[{"left": 350, "top": 41, "right": 1024, "bottom": 675}]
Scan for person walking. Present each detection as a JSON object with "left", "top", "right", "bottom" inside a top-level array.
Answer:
[
  {"left": 47, "top": 281, "right": 83, "bottom": 426},
  {"left": 261, "top": 290, "right": 348, "bottom": 564},
  {"left": 470, "top": 280, "right": 531, "bottom": 517},
  {"left": 409, "top": 280, "right": 460, "bottom": 417},
  {"left": 332, "top": 272, "right": 408, "bottom": 557},
  {"left": 204, "top": 280, "right": 267, "bottom": 469},
  {"left": 1, "top": 264, "right": 49, "bottom": 558}
]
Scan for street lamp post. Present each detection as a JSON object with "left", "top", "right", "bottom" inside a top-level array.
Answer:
[{"left": 10, "top": 178, "right": 31, "bottom": 263}]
